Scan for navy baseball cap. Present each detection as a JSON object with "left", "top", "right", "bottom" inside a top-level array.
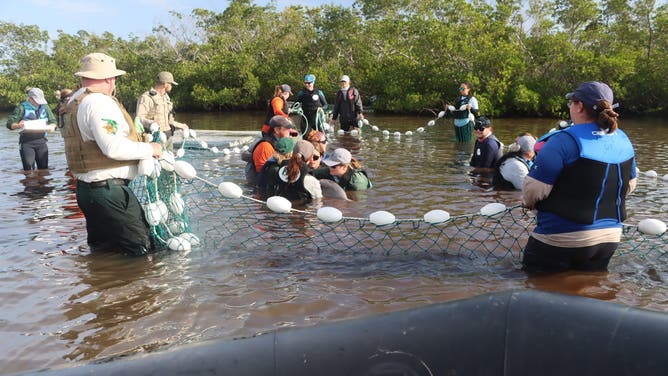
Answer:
[{"left": 565, "top": 81, "right": 615, "bottom": 110}]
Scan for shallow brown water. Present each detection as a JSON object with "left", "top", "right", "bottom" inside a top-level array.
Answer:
[{"left": 0, "top": 111, "right": 666, "bottom": 374}]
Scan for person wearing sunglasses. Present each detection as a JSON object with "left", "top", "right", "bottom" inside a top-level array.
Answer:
[
  {"left": 305, "top": 129, "right": 329, "bottom": 160},
  {"left": 295, "top": 74, "right": 328, "bottom": 135},
  {"left": 469, "top": 116, "right": 503, "bottom": 169},
  {"left": 447, "top": 82, "right": 479, "bottom": 142},
  {"left": 522, "top": 81, "right": 637, "bottom": 273}
]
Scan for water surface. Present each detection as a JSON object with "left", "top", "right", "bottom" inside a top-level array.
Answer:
[{"left": 0, "top": 111, "right": 666, "bottom": 374}]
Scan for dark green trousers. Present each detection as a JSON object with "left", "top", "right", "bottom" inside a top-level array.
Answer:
[{"left": 76, "top": 180, "right": 151, "bottom": 255}]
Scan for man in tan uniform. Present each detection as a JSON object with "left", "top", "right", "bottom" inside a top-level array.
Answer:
[{"left": 136, "top": 71, "right": 189, "bottom": 138}]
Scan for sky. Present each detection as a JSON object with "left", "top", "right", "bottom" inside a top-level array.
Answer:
[{"left": 0, "top": 0, "right": 354, "bottom": 39}]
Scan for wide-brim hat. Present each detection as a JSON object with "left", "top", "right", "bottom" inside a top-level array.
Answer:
[{"left": 74, "top": 53, "right": 126, "bottom": 79}]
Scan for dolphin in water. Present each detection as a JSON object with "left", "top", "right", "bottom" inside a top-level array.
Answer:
[{"left": 319, "top": 179, "right": 349, "bottom": 200}]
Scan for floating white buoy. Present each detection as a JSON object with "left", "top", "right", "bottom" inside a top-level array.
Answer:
[
  {"left": 427, "top": 120, "right": 436, "bottom": 126},
  {"left": 358, "top": 119, "right": 364, "bottom": 128},
  {"left": 168, "top": 193, "right": 185, "bottom": 215},
  {"left": 638, "top": 219, "right": 667, "bottom": 235},
  {"left": 337, "top": 129, "right": 345, "bottom": 136},
  {"left": 210, "top": 146, "right": 219, "bottom": 153},
  {"left": 179, "top": 232, "right": 201, "bottom": 247},
  {"left": 480, "top": 202, "right": 507, "bottom": 216},
  {"left": 168, "top": 220, "right": 186, "bottom": 234},
  {"left": 160, "top": 151, "right": 175, "bottom": 171},
  {"left": 350, "top": 129, "right": 359, "bottom": 137},
  {"left": 393, "top": 131, "right": 401, "bottom": 138},
  {"left": 382, "top": 130, "right": 390, "bottom": 136},
  {"left": 372, "top": 125, "right": 379, "bottom": 132},
  {"left": 662, "top": 174, "right": 668, "bottom": 181},
  {"left": 438, "top": 110, "right": 446, "bottom": 118},
  {"left": 417, "top": 127, "right": 425, "bottom": 133},
  {"left": 447, "top": 105, "right": 455, "bottom": 112},
  {"left": 159, "top": 132, "right": 167, "bottom": 144},
  {"left": 166, "top": 236, "right": 191, "bottom": 251},
  {"left": 266, "top": 196, "right": 292, "bottom": 213},
  {"left": 362, "top": 119, "right": 370, "bottom": 126},
  {"left": 174, "top": 160, "right": 197, "bottom": 179},
  {"left": 190, "top": 129, "right": 197, "bottom": 138},
  {"left": 232, "top": 147, "right": 240, "bottom": 153},
  {"left": 558, "top": 120, "right": 568, "bottom": 129},
  {"left": 459, "top": 104, "right": 467, "bottom": 111},
  {"left": 176, "top": 148, "right": 185, "bottom": 158},
  {"left": 155, "top": 200, "right": 169, "bottom": 222},
  {"left": 369, "top": 210, "right": 396, "bottom": 226},
  {"left": 200, "top": 141, "right": 208, "bottom": 149},
  {"left": 242, "top": 145, "right": 250, "bottom": 152},
  {"left": 222, "top": 148, "right": 231, "bottom": 155},
  {"left": 405, "top": 131, "right": 413, "bottom": 137},
  {"left": 317, "top": 207, "right": 343, "bottom": 222},
  {"left": 138, "top": 158, "right": 156, "bottom": 178},
  {"left": 218, "top": 182, "right": 243, "bottom": 198},
  {"left": 424, "top": 209, "right": 451, "bottom": 224},
  {"left": 150, "top": 123, "right": 160, "bottom": 133},
  {"left": 468, "top": 113, "right": 475, "bottom": 122},
  {"left": 645, "top": 170, "right": 658, "bottom": 178},
  {"left": 144, "top": 202, "right": 162, "bottom": 226}
]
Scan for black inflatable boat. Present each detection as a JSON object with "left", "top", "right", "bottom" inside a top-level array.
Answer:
[{"left": 19, "top": 289, "right": 668, "bottom": 375}]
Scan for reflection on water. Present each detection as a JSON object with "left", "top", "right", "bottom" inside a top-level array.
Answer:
[{"left": 0, "top": 111, "right": 667, "bottom": 374}]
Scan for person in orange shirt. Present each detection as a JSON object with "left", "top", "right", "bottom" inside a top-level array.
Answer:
[
  {"left": 246, "top": 116, "right": 297, "bottom": 185},
  {"left": 261, "top": 84, "right": 292, "bottom": 136}
]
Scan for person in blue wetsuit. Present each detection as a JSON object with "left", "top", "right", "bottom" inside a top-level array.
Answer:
[{"left": 522, "top": 81, "right": 637, "bottom": 273}]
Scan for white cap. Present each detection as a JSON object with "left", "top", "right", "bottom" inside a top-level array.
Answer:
[
  {"left": 27, "top": 88, "right": 47, "bottom": 105},
  {"left": 323, "top": 148, "right": 352, "bottom": 166},
  {"left": 340, "top": 75, "right": 350, "bottom": 82}
]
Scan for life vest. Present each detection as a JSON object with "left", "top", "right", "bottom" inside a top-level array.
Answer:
[
  {"left": 493, "top": 151, "right": 529, "bottom": 190},
  {"left": 263, "top": 97, "right": 288, "bottom": 125},
  {"left": 336, "top": 87, "right": 359, "bottom": 115},
  {"left": 61, "top": 89, "right": 143, "bottom": 173},
  {"left": 139, "top": 89, "right": 173, "bottom": 132},
  {"left": 276, "top": 165, "right": 313, "bottom": 202},
  {"left": 18, "top": 102, "right": 49, "bottom": 143},
  {"left": 536, "top": 124, "right": 635, "bottom": 224},
  {"left": 244, "top": 137, "right": 276, "bottom": 184},
  {"left": 471, "top": 134, "right": 504, "bottom": 168},
  {"left": 453, "top": 95, "right": 475, "bottom": 127}
]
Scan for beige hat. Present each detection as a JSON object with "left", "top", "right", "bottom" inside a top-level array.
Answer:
[
  {"left": 74, "top": 53, "right": 126, "bottom": 79},
  {"left": 156, "top": 71, "right": 178, "bottom": 85},
  {"left": 27, "top": 88, "right": 47, "bottom": 105}
]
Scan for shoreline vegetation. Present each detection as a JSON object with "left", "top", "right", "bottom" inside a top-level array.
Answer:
[{"left": 1, "top": 0, "right": 666, "bottom": 118}]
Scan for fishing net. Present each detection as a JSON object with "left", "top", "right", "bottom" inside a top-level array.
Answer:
[{"left": 129, "top": 130, "right": 668, "bottom": 262}]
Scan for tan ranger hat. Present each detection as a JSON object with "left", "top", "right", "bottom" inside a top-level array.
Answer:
[{"left": 74, "top": 53, "right": 126, "bottom": 79}]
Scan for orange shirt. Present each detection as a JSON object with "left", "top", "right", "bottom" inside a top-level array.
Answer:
[
  {"left": 252, "top": 140, "right": 275, "bottom": 172},
  {"left": 261, "top": 97, "right": 290, "bottom": 134}
]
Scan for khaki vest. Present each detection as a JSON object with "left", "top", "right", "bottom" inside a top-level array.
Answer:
[{"left": 61, "top": 89, "right": 143, "bottom": 173}]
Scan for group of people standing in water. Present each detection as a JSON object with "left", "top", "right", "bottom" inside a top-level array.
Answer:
[{"left": 245, "top": 73, "right": 371, "bottom": 204}]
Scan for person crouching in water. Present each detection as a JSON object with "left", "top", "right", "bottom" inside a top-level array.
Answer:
[
  {"left": 493, "top": 134, "right": 536, "bottom": 190},
  {"left": 272, "top": 140, "right": 323, "bottom": 204},
  {"left": 470, "top": 116, "right": 503, "bottom": 169},
  {"left": 315, "top": 148, "right": 371, "bottom": 191},
  {"left": 258, "top": 137, "right": 296, "bottom": 197}
]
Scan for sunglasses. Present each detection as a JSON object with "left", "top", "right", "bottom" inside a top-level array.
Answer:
[
  {"left": 304, "top": 82, "right": 313, "bottom": 84},
  {"left": 312, "top": 155, "right": 320, "bottom": 161},
  {"left": 459, "top": 86, "right": 466, "bottom": 92},
  {"left": 473, "top": 125, "right": 487, "bottom": 131},
  {"left": 316, "top": 140, "right": 327, "bottom": 144}
]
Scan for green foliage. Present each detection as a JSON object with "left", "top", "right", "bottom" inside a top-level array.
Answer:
[{"left": 0, "top": 1, "right": 666, "bottom": 115}]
